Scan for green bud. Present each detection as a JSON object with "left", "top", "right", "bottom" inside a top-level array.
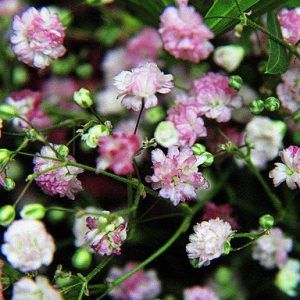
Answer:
[
  {"left": 82, "top": 124, "right": 110, "bottom": 148},
  {"left": 57, "top": 145, "right": 69, "bottom": 157},
  {"left": 0, "top": 149, "right": 11, "bottom": 165},
  {"left": 0, "top": 205, "right": 15, "bottom": 227},
  {"left": 145, "top": 107, "right": 166, "bottom": 124},
  {"left": 154, "top": 121, "right": 179, "bottom": 148},
  {"left": 223, "top": 239, "right": 232, "bottom": 255},
  {"left": 192, "top": 143, "right": 206, "bottom": 155},
  {"left": 73, "top": 88, "right": 94, "bottom": 108},
  {"left": 215, "top": 267, "right": 232, "bottom": 285},
  {"left": 3, "top": 178, "right": 15, "bottom": 191},
  {"left": 234, "top": 23, "right": 244, "bottom": 38},
  {"left": 228, "top": 75, "right": 243, "bottom": 90},
  {"left": 47, "top": 210, "right": 66, "bottom": 223},
  {"left": 259, "top": 214, "right": 274, "bottom": 229},
  {"left": 0, "top": 104, "right": 16, "bottom": 120},
  {"left": 264, "top": 97, "right": 281, "bottom": 111},
  {"left": 12, "top": 66, "right": 28, "bottom": 86},
  {"left": 20, "top": 203, "right": 46, "bottom": 220},
  {"left": 202, "top": 152, "right": 214, "bottom": 167},
  {"left": 72, "top": 248, "right": 92, "bottom": 269},
  {"left": 76, "top": 64, "right": 93, "bottom": 80},
  {"left": 249, "top": 99, "right": 265, "bottom": 115}
]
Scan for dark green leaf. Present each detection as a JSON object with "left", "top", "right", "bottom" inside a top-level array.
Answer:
[{"left": 265, "top": 11, "right": 290, "bottom": 74}]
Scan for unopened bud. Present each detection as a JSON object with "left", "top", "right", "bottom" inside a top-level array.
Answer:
[
  {"left": 74, "top": 88, "right": 93, "bottom": 108},
  {"left": 82, "top": 124, "right": 110, "bottom": 148},
  {"left": 228, "top": 75, "right": 243, "bottom": 90},
  {"left": 0, "top": 205, "right": 15, "bottom": 227},
  {"left": 192, "top": 143, "right": 206, "bottom": 155},
  {"left": 264, "top": 97, "right": 280, "bottom": 111},
  {"left": 202, "top": 152, "right": 214, "bottom": 167},
  {"left": 20, "top": 203, "right": 46, "bottom": 220},
  {"left": 249, "top": 99, "right": 265, "bottom": 115},
  {"left": 154, "top": 121, "right": 179, "bottom": 148},
  {"left": 72, "top": 248, "right": 92, "bottom": 269},
  {"left": 0, "top": 149, "right": 11, "bottom": 165},
  {"left": 57, "top": 145, "right": 69, "bottom": 157},
  {"left": 259, "top": 214, "right": 274, "bottom": 229},
  {"left": 0, "top": 104, "right": 15, "bottom": 120},
  {"left": 145, "top": 107, "right": 166, "bottom": 124},
  {"left": 3, "top": 178, "right": 15, "bottom": 191},
  {"left": 234, "top": 23, "right": 244, "bottom": 38}
]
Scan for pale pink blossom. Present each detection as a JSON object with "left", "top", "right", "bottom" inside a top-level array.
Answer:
[
  {"left": 278, "top": 8, "right": 300, "bottom": 45},
  {"left": 33, "top": 145, "right": 83, "bottom": 200},
  {"left": 85, "top": 212, "right": 127, "bottom": 256},
  {"left": 186, "top": 218, "right": 232, "bottom": 268},
  {"left": 269, "top": 146, "right": 300, "bottom": 189},
  {"left": 252, "top": 227, "right": 293, "bottom": 269},
  {"left": 114, "top": 62, "right": 173, "bottom": 111},
  {"left": 6, "top": 89, "right": 52, "bottom": 129},
  {"left": 167, "top": 94, "right": 207, "bottom": 146},
  {"left": 146, "top": 146, "right": 209, "bottom": 205},
  {"left": 0, "top": 0, "right": 23, "bottom": 16},
  {"left": 192, "top": 72, "right": 242, "bottom": 122},
  {"left": 184, "top": 286, "right": 219, "bottom": 300},
  {"left": 159, "top": 0, "right": 214, "bottom": 63},
  {"left": 107, "top": 262, "right": 161, "bottom": 300},
  {"left": 10, "top": 7, "right": 66, "bottom": 69},
  {"left": 97, "top": 133, "right": 140, "bottom": 175},
  {"left": 276, "top": 68, "right": 300, "bottom": 113}
]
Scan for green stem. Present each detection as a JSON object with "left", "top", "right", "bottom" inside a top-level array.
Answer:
[{"left": 86, "top": 257, "right": 113, "bottom": 282}]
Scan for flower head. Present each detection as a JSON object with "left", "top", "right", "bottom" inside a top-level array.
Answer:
[
  {"left": 146, "top": 146, "right": 209, "bottom": 205},
  {"left": 114, "top": 62, "right": 173, "bottom": 111},
  {"left": 278, "top": 8, "right": 300, "bottom": 45},
  {"left": 252, "top": 227, "right": 293, "bottom": 269},
  {"left": 85, "top": 212, "right": 127, "bottom": 256},
  {"left": 107, "top": 262, "right": 161, "bottom": 300},
  {"left": 97, "top": 133, "right": 140, "bottom": 175},
  {"left": 1, "top": 219, "right": 55, "bottom": 272},
  {"left": 10, "top": 7, "right": 66, "bottom": 69},
  {"left": 12, "top": 276, "right": 62, "bottom": 300},
  {"left": 192, "top": 72, "right": 242, "bottom": 122},
  {"left": 186, "top": 218, "right": 233, "bottom": 268},
  {"left": 33, "top": 144, "right": 83, "bottom": 200},
  {"left": 159, "top": 0, "right": 214, "bottom": 63},
  {"left": 183, "top": 286, "right": 219, "bottom": 300},
  {"left": 269, "top": 146, "right": 300, "bottom": 189}
]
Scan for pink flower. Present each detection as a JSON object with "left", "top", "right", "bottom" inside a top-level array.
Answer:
[
  {"left": 146, "top": 146, "right": 209, "bottom": 205},
  {"left": 183, "top": 286, "right": 219, "bottom": 300},
  {"left": 33, "top": 145, "right": 83, "bottom": 200},
  {"left": 252, "top": 227, "right": 293, "bottom": 269},
  {"left": 114, "top": 62, "right": 173, "bottom": 111},
  {"left": 107, "top": 262, "right": 161, "bottom": 300},
  {"left": 6, "top": 89, "right": 52, "bottom": 129},
  {"left": 202, "top": 202, "right": 239, "bottom": 230},
  {"left": 269, "top": 146, "right": 300, "bottom": 189},
  {"left": 167, "top": 94, "right": 207, "bottom": 146},
  {"left": 276, "top": 68, "right": 300, "bottom": 113},
  {"left": 159, "top": 0, "right": 214, "bottom": 63},
  {"left": 192, "top": 72, "right": 242, "bottom": 122},
  {"left": 0, "top": 0, "right": 23, "bottom": 16},
  {"left": 126, "top": 28, "right": 162, "bottom": 67},
  {"left": 85, "top": 213, "right": 127, "bottom": 256},
  {"left": 97, "top": 133, "right": 140, "bottom": 175},
  {"left": 186, "top": 218, "right": 233, "bottom": 268},
  {"left": 10, "top": 7, "right": 66, "bottom": 69},
  {"left": 278, "top": 8, "right": 300, "bottom": 45}
]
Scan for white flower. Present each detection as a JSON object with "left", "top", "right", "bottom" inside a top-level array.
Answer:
[
  {"left": 154, "top": 121, "right": 179, "bottom": 148},
  {"left": 81, "top": 125, "right": 110, "bottom": 148},
  {"left": 1, "top": 219, "right": 55, "bottom": 272},
  {"left": 186, "top": 218, "right": 232, "bottom": 268},
  {"left": 12, "top": 276, "right": 62, "bottom": 300}
]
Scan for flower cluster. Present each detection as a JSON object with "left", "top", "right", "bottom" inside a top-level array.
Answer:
[{"left": 183, "top": 286, "right": 219, "bottom": 300}]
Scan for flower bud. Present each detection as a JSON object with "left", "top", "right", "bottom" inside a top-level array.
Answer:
[
  {"left": 12, "top": 66, "right": 28, "bottom": 86},
  {"left": 145, "top": 107, "right": 166, "bottom": 124},
  {"left": 228, "top": 75, "right": 243, "bottom": 90},
  {"left": 0, "top": 205, "right": 15, "bottom": 227},
  {"left": 154, "top": 121, "right": 179, "bottom": 148},
  {"left": 0, "top": 149, "right": 11, "bottom": 165},
  {"left": 82, "top": 124, "right": 110, "bottom": 148},
  {"left": 76, "top": 64, "right": 93, "bottom": 80},
  {"left": 249, "top": 99, "right": 265, "bottom": 115},
  {"left": 73, "top": 88, "right": 93, "bottom": 108},
  {"left": 192, "top": 143, "right": 206, "bottom": 156},
  {"left": 3, "top": 178, "right": 15, "bottom": 191},
  {"left": 213, "top": 45, "right": 245, "bottom": 72},
  {"left": 72, "top": 248, "right": 92, "bottom": 269},
  {"left": 264, "top": 97, "right": 281, "bottom": 111},
  {"left": 20, "top": 203, "right": 46, "bottom": 220},
  {"left": 0, "top": 104, "right": 16, "bottom": 120},
  {"left": 234, "top": 23, "right": 244, "bottom": 38},
  {"left": 259, "top": 214, "right": 274, "bottom": 229},
  {"left": 47, "top": 210, "right": 66, "bottom": 223},
  {"left": 202, "top": 152, "right": 214, "bottom": 167},
  {"left": 57, "top": 145, "right": 69, "bottom": 157}
]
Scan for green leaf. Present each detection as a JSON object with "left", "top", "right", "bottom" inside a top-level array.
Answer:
[{"left": 265, "top": 11, "right": 290, "bottom": 74}]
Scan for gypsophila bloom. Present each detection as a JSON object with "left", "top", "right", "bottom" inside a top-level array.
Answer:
[
  {"left": 114, "top": 62, "right": 173, "bottom": 111},
  {"left": 276, "top": 68, "right": 300, "bottom": 113},
  {"left": 85, "top": 211, "right": 127, "bottom": 256},
  {"left": 275, "top": 259, "right": 300, "bottom": 297},
  {"left": 10, "top": 7, "right": 66, "bottom": 69},
  {"left": 6, "top": 89, "right": 51, "bottom": 129},
  {"left": 269, "top": 146, "right": 300, "bottom": 189},
  {"left": 278, "top": 8, "right": 300, "bottom": 46},
  {"left": 183, "top": 286, "right": 219, "bottom": 300},
  {"left": 159, "top": 0, "right": 214, "bottom": 63},
  {"left": 245, "top": 116, "right": 286, "bottom": 169},
  {"left": 252, "top": 227, "right": 293, "bottom": 269},
  {"left": 107, "top": 262, "right": 161, "bottom": 300},
  {"left": 97, "top": 133, "right": 140, "bottom": 175},
  {"left": 73, "top": 206, "right": 101, "bottom": 248},
  {"left": 192, "top": 72, "right": 242, "bottom": 122},
  {"left": 33, "top": 144, "right": 83, "bottom": 200},
  {"left": 186, "top": 218, "right": 233, "bottom": 268},
  {"left": 12, "top": 276, "right": 62, "bottom": 300},
  {"left": 146, "top": 146, "right": 209, "bottom": 205},
  {"left": 1, "top": 219, "right": 55, "bottom": 272}
]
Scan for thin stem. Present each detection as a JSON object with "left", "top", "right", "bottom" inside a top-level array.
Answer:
[
  {"left": 134, "top": 99, "right": 145, "bottom": 135},
  {"left": 86, "top": 257, "right": 113, "bottom": 282}
]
